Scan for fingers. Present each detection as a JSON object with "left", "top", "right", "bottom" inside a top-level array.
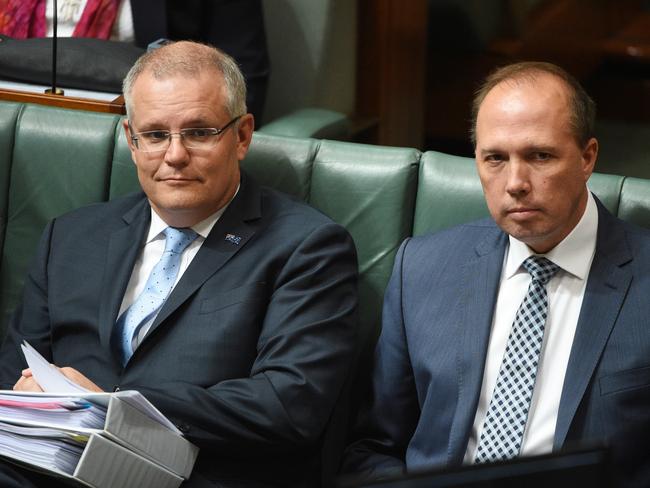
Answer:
[
  {"left": 13, "top": 366, "right": 104, "bottom": 393},
  {"left": 57, "top": 367, "right": 104, "bottom": 393},
  {"left": 13, "top": 374, "right": 43, "bottom": 392},
  {"left": 57, "top": 366, "right": 83, "bottom": 380}
]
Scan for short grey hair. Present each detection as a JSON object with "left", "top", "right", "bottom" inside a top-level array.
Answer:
[
  {"left": 470, "top": 61, "right": 596, "bottom": 148},
  {"left": 123, "top": 41, "right": 247, "bottom": 120}
]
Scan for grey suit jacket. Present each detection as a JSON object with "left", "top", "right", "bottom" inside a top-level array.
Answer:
[
  {"left": 343, "top": 197, "right": 650, "bottom": 483},
  {"left": 0, "top": 173, "right": 358, "bottom": 487}
]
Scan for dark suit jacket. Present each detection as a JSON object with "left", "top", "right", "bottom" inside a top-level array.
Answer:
[
  {"left": 130, "top": 0, "right": 270, "bottom": 121},
  {"left": 343, "top": 197, "right": 650, "bottom": 484},
  {"left": 0, "top": 174, "right": 358, "bottom": 487}
]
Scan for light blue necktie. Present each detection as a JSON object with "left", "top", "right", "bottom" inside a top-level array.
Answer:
[
  {"left": 115, "top": 227, "right": 198, "bottom": 366},
  {"left": 474, "top": 255, "right": 560, "bottom": 463}
]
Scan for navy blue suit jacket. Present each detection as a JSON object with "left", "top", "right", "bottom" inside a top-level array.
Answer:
[
  {"left": 0, "top": 174, "right": 358, "bottom": 487},
  {"left": 344, "top": 198, "right": 650, "bottom": 481}
]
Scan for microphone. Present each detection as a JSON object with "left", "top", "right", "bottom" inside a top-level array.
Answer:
[{"left": 45, "top": 0, "right": 64, "bottom": 95}]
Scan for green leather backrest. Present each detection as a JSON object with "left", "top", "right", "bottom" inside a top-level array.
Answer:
[
  {"left": 587, "top": 172, "right": 624, "bottom": 214},
  {"left": 0, "top": 102, "right": 21, "bottom": 263},
  {"left": 413, "top": 151, "right": 489, "bottom": 236},
  {"left": 109, "top": 122, "right": 140, "bottom": 199},
  {"left": 245, "top": 134, "right": 421, "bottom": 358},
  {"left": 619, "top": 176, "right": 650, "bottom": 227},
  {"left": 0, "top": 104, "right": 122, "bottom": 329},
  {"left": 242, "top": 132, "right": 317, "bottom": 200},
  {"left": 309, "top": 140, "right": 420, "bottom": 353},
  {"left": 258, "top": 108, "right": 350, "bottom": 141}
]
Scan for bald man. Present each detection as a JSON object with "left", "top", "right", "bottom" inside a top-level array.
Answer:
[{"left": 343, "top": 62, "right": 650, "bottom": 486}]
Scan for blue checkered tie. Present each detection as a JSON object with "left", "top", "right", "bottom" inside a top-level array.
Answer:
[
  {"left": 474, "top": 255, "right": 560, "bottom": 463},
  {"left": 115, "top": 227, "right": 198, "bottom": 366}
]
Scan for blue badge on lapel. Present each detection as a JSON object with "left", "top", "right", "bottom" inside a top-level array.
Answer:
[{"left": 225, "top": 233, "right": 242, "bottom": 245}]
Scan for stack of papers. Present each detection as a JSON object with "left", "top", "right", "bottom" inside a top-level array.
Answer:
[
  {"left": 0, "top": 422, "right": 86, "bottom": 475},
  {"left": 0, "top": 394, "right": 106, "bottom": 429},
  {"left": 0, "top": 342, "right": 199, "bottom": 488}
]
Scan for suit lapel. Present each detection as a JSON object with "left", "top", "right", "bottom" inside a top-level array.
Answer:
[
  {"left": 141, "top": 174, "right": 263, "bottom": 343},
  {"left": 448, "top": 225, "right": 507, "bottom": 463},
  {"left": 98, "top": 196, "right": 151, "bottom": 349},
  {"left": 554, "top": 202, "right": 633, "bottom": 449}
]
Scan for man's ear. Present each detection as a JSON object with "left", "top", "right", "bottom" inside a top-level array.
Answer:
[
  {"left": 235, "top": 114, "right": 255, "bottom": 161},
  {"left": 581, "top": 137, "right": 598, "bottom": 181},
  {"left": 123, "top": 118, "right": 138, "bottom": 163}
]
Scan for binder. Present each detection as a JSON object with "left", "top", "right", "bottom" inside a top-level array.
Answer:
[
  {"left": 0, "top": 390, "right": 199, "bottom": 479},
  {"left": 4, "top": 432, "right": 184, "bottom": 488},
  {"left": 74, "top": 434, "right": 183, "bottom": 488},
  {"left": 2, "top": 343, "right": 199, "bottom": 485},
  {"left": 98, "top": 393, "right": 198, "bottom": 478}
]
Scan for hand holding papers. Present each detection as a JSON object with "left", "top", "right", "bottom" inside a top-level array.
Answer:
[
  {"left": 0, "top": 342, "right": 198, "bottom": 488},
  {"left": 21, "top": 341, "right": 93, "bottom": 394},
  {"left": 21, "top": 341, "right": 181, "bottom": 434}
]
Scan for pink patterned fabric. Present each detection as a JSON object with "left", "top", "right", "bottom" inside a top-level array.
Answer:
[
  {"left": 73, "top": 0, "right": 121, "bottom": 39},
  {"left": 0, "top": 0, "right": 47, "bottom": 38},
  {"left": 0, "top": 0, "right": 120, "bottom": 40}
]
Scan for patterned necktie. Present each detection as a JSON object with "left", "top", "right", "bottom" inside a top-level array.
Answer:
[
  {"left": 474, "top": 255, "right": 560, "bottom": 463},
  {"left": 115, "top": 227, "right": 198, "bottom": 366}
]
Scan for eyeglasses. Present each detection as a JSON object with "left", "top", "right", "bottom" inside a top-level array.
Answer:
[{"left": 129, "top": 116, "right": 242, "bottom": 153}]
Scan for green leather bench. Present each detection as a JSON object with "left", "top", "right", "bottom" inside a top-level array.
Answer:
[
  {"left": 2, "top": 100, "right": 650, "bottom": 482},
  {"left": 3, "top": 100, "right": 650, "bottom": 356}
]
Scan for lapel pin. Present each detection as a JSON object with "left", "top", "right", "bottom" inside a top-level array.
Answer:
[{"left": 225, "top": 233, "right": 242, "bottom": 245}]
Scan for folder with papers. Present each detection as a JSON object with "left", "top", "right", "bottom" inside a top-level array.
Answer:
[
  {"left": 0, "top": 391, "right": 198, "bottom": 478},
  {"left": 0, "top": 342, "right": 199, "bottom": 488},
  {"left": 0, "top": 425, "right": 184, "bottom": 488}
]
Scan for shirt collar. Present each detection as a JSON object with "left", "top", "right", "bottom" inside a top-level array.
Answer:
[
  {"left": 145, "top": 184, "right": 240, "bottom": 243},
  {"left": 504, "top": 191, "right": 598, "bottom": 280}
]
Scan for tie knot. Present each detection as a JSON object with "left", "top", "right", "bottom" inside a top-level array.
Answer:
[
  {"left": 163, "top": 227, "right": 198, "bottom": 254},
  {"left": 523, "top": 255, "right": 559, "bottom": 284}
]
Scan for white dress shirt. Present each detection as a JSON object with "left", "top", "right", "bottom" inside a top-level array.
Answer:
[
  {"left": 464, "top": 191, "right": 599, "bottom": 462},
  {"left": 118, "top": 188, "right": 238, "bottom": 350}
]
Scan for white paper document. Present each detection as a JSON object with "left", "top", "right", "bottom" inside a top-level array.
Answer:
[{"left": 21, "top": 341, "right": 89, "bottom": 394}]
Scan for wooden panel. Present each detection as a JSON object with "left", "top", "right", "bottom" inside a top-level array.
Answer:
[
  {"left": 356, "top": 0, "right": 427, "bottom": 148},
  {"left": 0, "top": 88, "right": 125, "bottom": 115}
]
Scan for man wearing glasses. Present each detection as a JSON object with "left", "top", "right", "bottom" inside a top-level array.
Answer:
[{"left": 0, "top": 41, "right": 358, "bottom": 487}]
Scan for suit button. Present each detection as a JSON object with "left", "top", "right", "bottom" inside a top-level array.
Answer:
[{"left": 113, "top": 385, "right": 121, "bottom": 392}]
